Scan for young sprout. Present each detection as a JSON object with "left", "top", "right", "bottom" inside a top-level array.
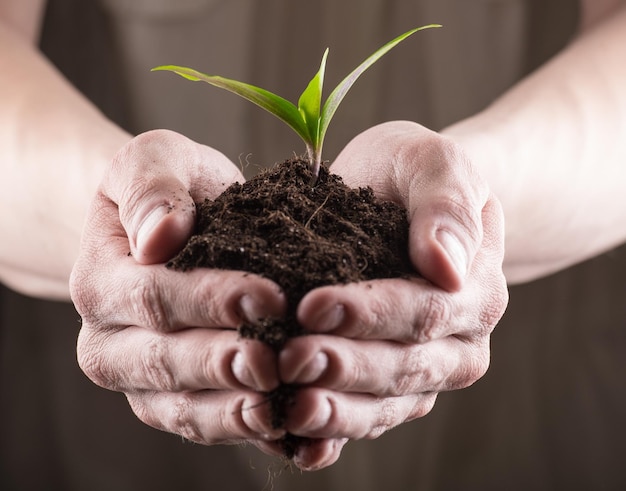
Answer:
[{"left": 153, "top": 24, "right": 441, "bottom": 178}]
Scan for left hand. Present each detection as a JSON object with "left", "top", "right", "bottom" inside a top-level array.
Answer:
[
  {"left": 70, "top": 130, "right": 288, "bottom": 454},
  {"left": 278, "top": 121, "right": 508, "bottom": 470}
]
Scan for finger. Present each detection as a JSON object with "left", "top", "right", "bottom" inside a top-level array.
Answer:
[
  {"left": 280, "top": 334, "right": 490, "bottom": 396},
  {"left": 103, "top": 129, "right": 243, "bottom": 264},
  {"left": 403, "top": 142, "right": 488, "bottom": 292},
  {"left": 297, "top": 277, "right": 487, "bottom": 343},
  {"left": 126, "top": 389, "right": 285, "bottom": 445},
  {"left": 75, "top": 257, "right": 285, "bottom": 333},
  {"left": 77, "top": 327, "right": 279, "bottom": 393},
  {"left": 247, "top": 437, "right": 348, "bottom": 471},
  {"left": 292, "top": 438, "right": 348, "bottom": 471},
  {"left": 285, "top": 387, "right": 437, "bottom": 440}
]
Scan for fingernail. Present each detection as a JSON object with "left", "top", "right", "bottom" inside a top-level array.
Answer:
[
  {"left": 136, "top": 205, "right": 170, "bottom": 252},
  {"left": 436, "top": 229, "right": 468, "bottom": 278},
  {"left": 295, "top": 437, "right": 347, "bottom": 471},
  {"left": 308, "top": 397, "right": 332, "bottom": 431},
  {"left": 311, "top": 304, "right": 345, "bottom": 333},
  {"left": 241, "top": 397, "right": 286, "bottom": 439},
  {"left": 293, "top": 352, "right": 329, "bottom": 384},
  {"left": 232, "top": 352, "right": 254, "bottom": 388},
  {"left": 239, "top": 294, "right": 265, "bottom": 324}
]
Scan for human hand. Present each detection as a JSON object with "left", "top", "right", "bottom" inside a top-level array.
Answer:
[
  {"left": 278, "top": 121, "right": 508, "bottom": 470},
  {"left": 70, "top": 129, "right": 289, "bottom": 451}
]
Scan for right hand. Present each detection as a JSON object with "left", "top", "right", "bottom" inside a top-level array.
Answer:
[
  {"left": 277, "top": 121, "right": 508, "bottom": 470},
  {"left": 70, "top": 130, "right": 288, "bottom": 454}
]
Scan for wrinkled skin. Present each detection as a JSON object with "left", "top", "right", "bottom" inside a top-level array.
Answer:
[{"left": 70, "top": 122, "right": 507, "bottom": 471}]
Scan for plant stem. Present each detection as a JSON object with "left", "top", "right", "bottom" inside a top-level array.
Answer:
[{"left": 306, "top": 144, "right": 321, "bottom": 181}]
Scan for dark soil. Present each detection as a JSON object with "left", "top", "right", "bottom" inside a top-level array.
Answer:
[{"left": 167, "top": 157, "right": 415, "bottom": 457}]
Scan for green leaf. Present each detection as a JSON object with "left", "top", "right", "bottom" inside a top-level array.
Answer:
[
  {"left": 297, "top": 48, "right": 329, "bottom": 154},
  {"left": 319, "top": 24, "right": 441, "bottom": 150},
  {"left": 152, "top": 24, "right": 441, "bottom": 178},
  {"left": 152, "top": 65, "right": 311, "bottom": 145}
]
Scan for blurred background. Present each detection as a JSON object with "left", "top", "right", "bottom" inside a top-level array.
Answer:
[{"left": 2, "top": 0, "right": 625, "bottom": 489}]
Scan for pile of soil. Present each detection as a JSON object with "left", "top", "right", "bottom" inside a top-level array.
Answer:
[{"left": 167, "top": 157, "right": 415, "bottom": 457}]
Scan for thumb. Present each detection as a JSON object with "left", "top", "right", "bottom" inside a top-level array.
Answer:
[
  {"left": 332, "top": 122, "right": 489, "bottom": 291},
  {"left": 103, "top": 129, "right": 241, "bottom": 265},
  {"left": 125, "top": 178, "right": 196, "bottom": 265},
  {"left": 408, "top": 193, "right": 483, "bottom": 292},
  {"left": 404, "top": 143, "right": 488, "bottom": 292}
]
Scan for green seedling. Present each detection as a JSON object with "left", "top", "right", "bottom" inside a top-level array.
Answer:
[{"left": 153, "top": 24, "right": 440, "bottom": 178}]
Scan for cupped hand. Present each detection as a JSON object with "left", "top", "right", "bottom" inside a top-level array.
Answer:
[
  {"left": 70, "top": 130, "right": 287, "bottom": 450},
  {"left": 279, "top": 121, "right": 508, "bottom": 470}
]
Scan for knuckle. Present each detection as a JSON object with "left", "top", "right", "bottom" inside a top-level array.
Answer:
[
  {"left": 452, "top": 344, "right": 490, "bottom": 389},
  {"left": 367, "top": 398, "right": 399, "bottom": 439},
  {"left": 76, "top": 330, "right": 118, "bottom": 390},
  {"left": 466, "top": 352, "right": 490, "bottom": 387},
  {"left": 407, "top": 393, "right": 438, "bottom": 420},
  {"left": 489, "top": 277, "right": 509, "bottom": 322},
  {"left": 130, "top": 391, "right": 205, "bottom": 444},
  {"left": 367, "top": 393, "right": 438, "bottom": 440},
  {"left": 394, "top": 348, "right": 434, "bottom": 396},
  {"left": 128, "top": 271, "right": 171, "bottom": 331},
  {"left": 110, "top": 130, "right": 167, "bottom": 175},
  {"left": 170, "top": 394, "right": 205, "bottom": 443},
  {"left": 470, "top": 274, "right": 508, "bottom": 340},
  {"left": 415, "top": 293, "right": 451, "bottom": 343},
  {"left": 479, "top": 290, "right": 508, "bottom": 334},
  {"left": 69, "top": 263, "right": 102, "bottom": 325},
  {"left": 141, "top": 336, "right": 177, "bottom": 391}
]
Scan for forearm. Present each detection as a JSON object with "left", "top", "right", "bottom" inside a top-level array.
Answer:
[
  {"left": 0, "top": 18, "right": 131, "bottom": 299},
  {"left": 443, "top": 3, "right": 626, "bottom": 284}
]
